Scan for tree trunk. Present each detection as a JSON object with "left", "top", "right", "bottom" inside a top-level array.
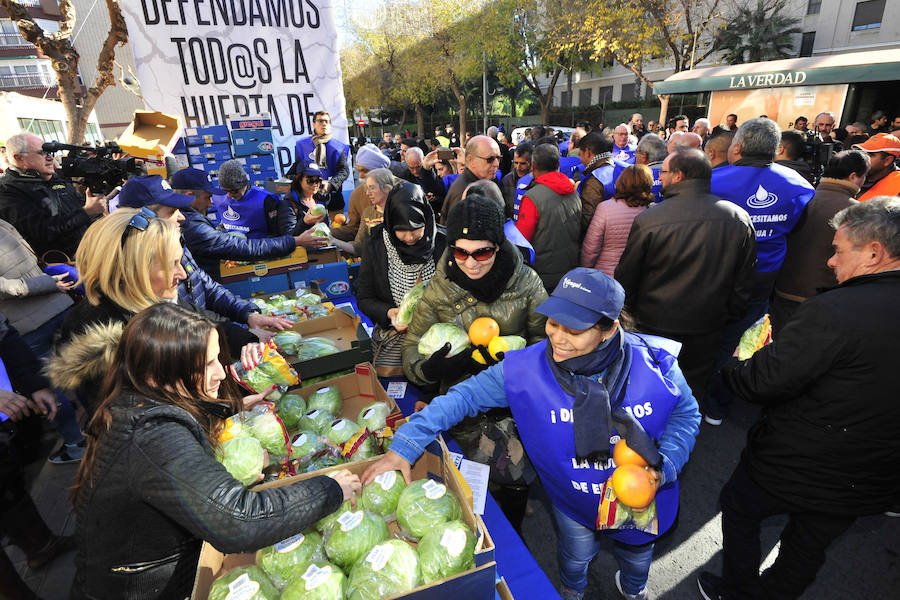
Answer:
[
  {"left": 458, "top": 95, "right": 467, "bottom": 140},
  {"left": 510, "top": 96, "right": 517, "bottom": 120},
  {"left": 399, "top": 107, "right": 408, "bottom": 134},
  {"left": 566, "top": 68, "right": 573, "bottom": 108},
  {"left": 415, "top": 103, "right": 425, "bottom": 139}
]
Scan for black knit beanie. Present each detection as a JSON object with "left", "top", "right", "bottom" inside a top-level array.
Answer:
[{"left": 445, "top": 194, "right": 505, "bottom": 246}]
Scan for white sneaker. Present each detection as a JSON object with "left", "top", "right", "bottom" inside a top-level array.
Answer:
[
  {"left": 615, "top": 570, "right": 649, "bottom": 600},
  {"left": 704, "top": 415, "right": 723, "bottom": 426}
]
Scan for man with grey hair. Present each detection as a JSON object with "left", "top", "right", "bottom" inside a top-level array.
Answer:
[
  {"left": 439, "top": 134, "right": 502, "bottom": 224},
  {"left": 399, "top": 146, "right": 443, "bottom": 213},
  {"left": 698, "top": 197, "right": 900, "bottom": 600},
  {"left": 0, "top": 132, "right": 106, "bottom": 259},
  {"left": 693, "top": 118, "right": 711, "bottom": 147},
  {"left": 634, "top": 133, "right": 667, "bottom": 202},
  {"left": 612, "top": 123, "right": 636, "bottom": 164},
  {"left": 813, "top": 111, "right": 842, "bottom": 150},
  {"left": 705, "top": 117, "right": 815, "bottom": 424}
]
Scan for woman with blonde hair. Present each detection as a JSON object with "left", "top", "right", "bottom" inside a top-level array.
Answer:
[
  {"left": 47, "top": 208, "right": 254, "bottom": 416},
  {"left": 581, "top": 164, "right": 655, "bottom": 276}
]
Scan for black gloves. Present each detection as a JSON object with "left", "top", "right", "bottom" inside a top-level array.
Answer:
[
  {"left": 473, "top": 344, "right": 503, "bottom": 366},
  {"left": 421, "top": 342, "right": 479, "bottom": 382}
]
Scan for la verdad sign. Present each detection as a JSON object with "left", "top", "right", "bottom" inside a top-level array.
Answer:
[
  {"left": 728, "top": 71, "right": 807, "bottom": 89},
  {"left": 121, "top": 0, "right": 349, "bottom": 175}
]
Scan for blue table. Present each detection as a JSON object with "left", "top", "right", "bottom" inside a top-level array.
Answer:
[{"left": 382, "top": 377, "right": 560, "bottom": 600}]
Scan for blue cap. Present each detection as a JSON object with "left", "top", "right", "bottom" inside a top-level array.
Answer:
[
  {"left": 118, "top": 175, "right": 193, "bottom": 209},
  {"left": 170, "top": 168, "right": 225, "bottom": 195},
  {"left": 535, "top": 268, "right": 625, "bottom": 330},
  {"left": 294, "top": 161, "right": 324, "bottom": 178}
]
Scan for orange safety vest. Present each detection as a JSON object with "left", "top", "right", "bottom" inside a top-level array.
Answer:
[{"left": 858, "top": 170, "right": 900, "bottom": 202}]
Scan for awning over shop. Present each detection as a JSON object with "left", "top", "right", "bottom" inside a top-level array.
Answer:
[{"left": 654, "top": 49, "right": 900, "bottom": 94}]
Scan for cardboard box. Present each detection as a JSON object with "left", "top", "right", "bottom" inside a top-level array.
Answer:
[
  {"left": 184, "top": 124, "right": 230, "bottom": 146},
  {"left": 292, "top": 363, "right": 401, "bottom": 427},
  {"left": 220, "top": 273, "right": 291, "bottom": 299},
  {"left": 188, "top": 142, "right": 233, "bottom": 165},
  {"left": 247, "top": 287, "right": 336, "bottom": 321},
  {"left": 496, "top": 577, "right": 514, "bottom": 599},
  {"left": 287, "top": 308, "right": 372, "bottom": 379},
  {"left": 231, "top": 128, "right": 275, "bottom": 156},
  {"left": 219, "top": 247, "right": 343, "bottom": 282},
  {"left": 191, "top": 436, "right": 496, "bottom": 600},
  {"left": 289, "top": 260, "right": 352, "bottom": 300},
  {"left": 117, "top": 111, "right": 182, "bottom": 161}
]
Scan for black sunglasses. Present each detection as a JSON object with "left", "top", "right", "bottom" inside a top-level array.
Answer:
[
  {"left": 451, "top": 245, "right": 497, "bottom": 262},
  {"left": 305, "top": 176, "right": 322, "bottom": 184},
  {"left": 120, "top": 206, "right": 157, "bottom": 247}
]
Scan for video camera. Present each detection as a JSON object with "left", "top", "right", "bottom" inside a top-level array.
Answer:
[
  {"left": 800, "top": 132, "right": 834, "bottom": 185},
  {"left": 42, "top": 141, "right": 145, "bottom": 194}
]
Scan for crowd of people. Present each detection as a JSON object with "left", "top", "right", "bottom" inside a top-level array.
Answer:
[{"left": 0, "top": 104, "right": 897, "bottom": 600}]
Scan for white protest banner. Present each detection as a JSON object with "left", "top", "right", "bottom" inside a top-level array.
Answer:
[{"left": 121, "top": 0, "right": 348, "bottom": 175}]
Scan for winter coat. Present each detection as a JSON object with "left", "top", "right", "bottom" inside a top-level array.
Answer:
[
  {"left": 0, "top": 312, "right": 49, "bottom": 396},
  {"left": 180, "top": 206, "right": 296, "bottom": 280},
  {"left": 0, "top": 218, "right": 72, "bottom": 334},
  {"left": 276, "top": 193, "right": 327, "bottom": 236},
  {"left": 331, "top": 183, "right": 368, "bottom": 242},
  {"left": 775, "top": 178, "right": 858, "bottom": 300},
  {"left": 724, "top": 270, "right": 900, "bottom": 515},
  {"left": 439, "top": 169, "right": 480, "bottom": 224},
  {"left": 402, "top": 243, "right": 548, "bottom": 390},
  {"left": 615, "top": 178, "right": 757, "bottom": 335},
  {"left": 178, "top": 247, "right": 257, "bottom": 324},
  {"left": 70, "top": 393, "right": 341, "bottom": 599},
  {"left": 356, "top": 224, "right": 446, "bottom": 329},
  {"left": 578, "top": 161, "right": 610, "bottom": 233},
  {"left": 0, "top": 168, "right": 94, "bottom": 259},
  {"left": 580, "top": 198, "right": 648, "bottom": 277},
  {"left": 523, "top": 172, "right": 582, "bottom": 291}
]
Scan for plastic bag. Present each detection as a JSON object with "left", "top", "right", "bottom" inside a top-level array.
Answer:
[
  {"left": 347, "top": 539, "right": 420, "bottom": 599},
  {"left": 230, "top": 341, "right": 299, "bottom": 401},
  {"left": 393, "top": 281, "right": 427, "bottom": 327},
  {"left": 737, "top": 314, "right": 773, "bottom": 360}
]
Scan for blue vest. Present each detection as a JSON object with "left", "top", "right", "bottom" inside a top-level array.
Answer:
[
  {"left": 610, "top": 161, "right": 663, "bottom": 204},
  {"left": 504, "top": 335, "right": 682, "bottom": 545},
  {"left": 586, "top": 164, "right": 617, "bottom": 201},
  {"left": 513, "top": 173, "right": 533, "bottom": 221},
  {"left": 212, "top": 186, "right": 270, "bottom": 239},
  {"left": 504, "top": 219, "right": 535, "bottom": 265},
  {"left": 560, "top": 156, "right": 583, "bottom": 180},
  {"left": 710, "top": 163, "right": 814, "bottom": 272},
  {"left": 295, "top": 137, "right": 349, "bottom": 180},
  {"left": 612, "top": 144, "right": 636, "bottom": 164}
]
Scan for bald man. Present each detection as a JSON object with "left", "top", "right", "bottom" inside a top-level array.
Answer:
[
  {"left": 705, "top": 132, "right": 733, "bottom": 169},
  {"left": 611, "top": 124, "right": 636, "bottom": 163},
  {"left": 667, "top": 131, "right": 702, "bottom": 155},
  {"left": 439, "top": 135, "right": 501, "bottom": 223}
]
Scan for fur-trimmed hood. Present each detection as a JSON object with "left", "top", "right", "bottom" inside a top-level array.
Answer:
[{"left": 45, "top": 320, "right": 123, "bottom": 393}]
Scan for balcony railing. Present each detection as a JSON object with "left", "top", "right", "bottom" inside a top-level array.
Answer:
[
  {"left": 0, "top": 72, "right": 56, "bottom": 89},
  {"left": 0, "top": 32, "right": 32, "bottom": 48}
]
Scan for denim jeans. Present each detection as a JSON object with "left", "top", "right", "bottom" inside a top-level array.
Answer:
[
  {"left": 552, "top": 505, "right": 655, "bottom": 595},
  {"left": 21, "top": 310, "right": 83, "bottom": 445}
]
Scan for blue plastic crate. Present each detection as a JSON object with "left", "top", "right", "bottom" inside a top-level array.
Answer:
[
  {"left": 231, "top": 128, "right": 275, "bottom": 156},
  {"left": 184, "top": 124, "right": 230, "bottom": 146},
  {"left": 188, "top": 142, "right": 233, "bottom": 165}
]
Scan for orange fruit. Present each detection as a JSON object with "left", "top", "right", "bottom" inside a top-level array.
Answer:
[
  {"left": 334, "top": 214, "right": 347, "bottom": 224},
  {"left": 613, "top": 439, "right": 648, "bottom": 468},
  {"left": 610, "top": 464, "right": 656, "bottom": 509},
  {"left": 468, "top": 317, "right": 500, "bottom": 346}
]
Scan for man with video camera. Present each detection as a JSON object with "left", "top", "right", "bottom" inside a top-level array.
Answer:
[{"left": 0, "top": 133, "right": 106, "bottom": 261}]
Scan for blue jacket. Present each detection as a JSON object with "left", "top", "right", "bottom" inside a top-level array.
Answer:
[
  {"left": 178, "top": 247, "right": 257, "bottom": 324},
  {"left": 180, "top": 206, "right": 296, "bottom": 280},
  {"left": 391, "top": 336, "right": 700, "bottom": 539}
]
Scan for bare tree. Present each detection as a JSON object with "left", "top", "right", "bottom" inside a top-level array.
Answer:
[{"left": 0, "top": 0, "right": 128, "bottom": 143}]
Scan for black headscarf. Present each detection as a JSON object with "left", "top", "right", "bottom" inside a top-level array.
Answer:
[{"left": 382, "top": 181, "right": 437, "bottom": 265}]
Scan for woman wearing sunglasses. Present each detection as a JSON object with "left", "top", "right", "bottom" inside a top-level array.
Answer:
[
  {"left": 367, "top": 268, "right": 700, "bottom": 600},
  {"left": 277, "top": 161, "right": 328, "bottom": 236},
  {"left": 47, "top": 210, "right": 255, "bottom": 416},
  {"left": 400, "top": 191, "right": 547, "bottom": 531},
  {"left": 356, "top": 181, "right": 445, "bottom": 376},
  {"left": 70, "top": 303, "right": 358, "bottom": 600}
]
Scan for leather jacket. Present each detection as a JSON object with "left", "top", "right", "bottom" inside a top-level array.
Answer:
[{"left": 70, "top": 394, "right": 342, "bottom": 599}]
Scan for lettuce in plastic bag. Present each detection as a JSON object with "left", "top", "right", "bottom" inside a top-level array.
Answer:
[
  {"left": 296, "top": 291, "right": 322, "bottom": 306},
  {"left": 316, "top": 500, "right": 353, "bottom": 537},
  {"left": 417, "top": 323, "right": 470, "bottom": 357},
  {"left": 297, "top": 337, "right": 341, "bottom": 361},
  {"left": 347, "top": 435, "right": 378, "bottom": 462},
  {"left": 247, "top": 408, "right": 290, "bottom": 455},
  {"left": 216, "top": 434, "right": 265, "bottom": 486},
  {"left": 396, "top": 479, "right": 462, "bottom": 539},
  {"left": 324, "top": 510, "right": 390, "bottom": 570},
  {"left": 279, "top": 562, "right": 347, "bottom": 600},
  {"left": 417, "top": 520, "right": 476, "bottom": 584},
  {"left": 394, "top": 281, "right": 427, "bottom": 327},
  {"left": 292, "top": 431, "right": 326, "bottom": 458},
  {"left": 347, "top": 539, "right": 419, "bottom": 600},
  {"left": 298, "top": 409, "right": 334, "bottom": 436},
  {"left": 307, "top": 386, "right": 343, "bottom": 415},
  {"left": 737, "top": 314, "right": 772, "bottom": 360},
  {"left": 208, "top": 564, "right": 278, "bottom": 600},
  {"left": 256, "top": 531, "right": 327, "bottom": 590},
  {"left": 273, "top": 331, "right": 304, "bottom": 355},
  {"left": 357, "top": 402, "right": 390, "bottom": 432},
  {"left": 360, "top": 470, "right": 407, "bottom": 518},
  {"left": 276, "top": 394, "right": 306, "bottom": 431},
  {"left": 327, "top": 418, "right": 358, "bottom": 445},
  {"left": 304, "top": 452, "right": 347, "bottom": 472},
  {"left": 310, "top": 222, "right": 331, "bottom": 238}
]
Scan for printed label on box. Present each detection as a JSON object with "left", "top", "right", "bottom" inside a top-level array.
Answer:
[{"left": 385, "top": 381, "right": 407, "bottom": 399}]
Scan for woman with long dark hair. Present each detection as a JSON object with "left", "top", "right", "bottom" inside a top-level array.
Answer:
[{"left": 70, "top": 303, "right": 359, "bottom": 600}]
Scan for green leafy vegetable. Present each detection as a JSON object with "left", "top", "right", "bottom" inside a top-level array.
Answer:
[
  {"left": 292, "top": 431, "right": 325, "bottom": 458},
  {"left": 307, "top": 204, "right": 327, "bottom": 219},
  {"left": 347, "top": 539, "right": 420, "bottom": 600},
  {"left": 394, "top": 281, "right": 427, "bottom": 327},
  {"left": 307, "top": 386, "right": 343, "bottom": 415},
  {"left": 298, "top": 410, "right": 334, "bottom": 436},
  {"left": 247, "top": 409, "right": 289, "bottom": 455},
  {"left": 276, "top": 394, "right": 306, "bottom": 431},
  {"left": 296, "top": 337, "right": 341, "bottom": 361},
  {"left": 417, "top": 323, "right": 470, "bottom": 357},
  {"left": 360, "top": 470, "right": 407, "bottom": 517},
  {"left": 256, "top": 531, "right": 327, "bottom": 590},
  {"left": 324, "top": 510, "right": 390, "bottom": 570},
  {"left": 357, "top": 403, "right": 390, "bottom": 432},
  {"left": 310, "top": 222, "right": 331, "bottom": 238},
  {"left": 279, "top": 562, "right": 347, "bottom": 600},
  {"left": 396, "top": 479, "right": 462, "bottom": 539},
  {"left": 243, "top": 361, "right": 292, "bottom": 394},
  {"left": 216, "top": 434, "right": 265, "bottom": 486},
  {"left": 316, "top": 500, "right": 353, "bottom": 537},
  {"left": 273, "top": 331, "right": 304, "bottom": 355},
  {"left": 417, "top": 520, "right": 476, "bottom": 583},
  {"left": 208, "top": 564, "right": 278, "bottom": 600},
  {"left": 327, "top": 418, "right": 358, "bottom": 445}
]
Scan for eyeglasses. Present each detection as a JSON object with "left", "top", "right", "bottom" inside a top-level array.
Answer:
[
  {"left": 451, "top": 245, "right": 497, "bottom": 262},
  {"left": 25, "top": 149, "right": 54, "bottom": 158},
  {"left": 474, "top": 154, "right": 502, "bottom": 163},
  {"left": 305, "top": 177, "right": 322, "bottom": 184},
  {"left": 314, "top": 118, "right": 331, "bottom": 124},
  {"left": 120, "top": 206, "right": 156, "bottom": 247}
]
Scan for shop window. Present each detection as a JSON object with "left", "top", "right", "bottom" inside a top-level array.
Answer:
[
  {"left": 852, "top": 0, "right": 885, "bottom": 30},
  {"left": 799, "top": 32, "right": 816, "bottom": 57}
]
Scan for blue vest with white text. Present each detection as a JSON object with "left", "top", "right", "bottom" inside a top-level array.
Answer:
[
  {"left": 295, "top": 137, "right": 349, "bottom": 181},
  {"left": 612, "top": 144, "right": 636, "bottom": 164},
  {"left": 710, "top": 163, "right": 814, "bottom": 272},
  {"left": 504, "top": 335, "right": 681, "bottom": 544},
  {"left": 212, "top": 186, "right": 270, "bottom": 239},
  {"left": 611, "top": 161, "right": 663, "bottom": 203},
  {"left": 513, "top": 173, "right": 533, "bottom": 221}
]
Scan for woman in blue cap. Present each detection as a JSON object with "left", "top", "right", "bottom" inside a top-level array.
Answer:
[
  {"left": 277, "top": 161, "right": 328, "bottom": 236},
  {"left": 363, "top": 267, "right": 700, "bottom": 600}
]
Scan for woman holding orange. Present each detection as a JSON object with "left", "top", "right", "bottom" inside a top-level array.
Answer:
[{"left": 369, "top": 267, "right": 700, "bottom": 600}]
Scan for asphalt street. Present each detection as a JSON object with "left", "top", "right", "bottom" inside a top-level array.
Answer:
[{"left": 518, "top": 397, "right": 900, "bottom": 599}]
